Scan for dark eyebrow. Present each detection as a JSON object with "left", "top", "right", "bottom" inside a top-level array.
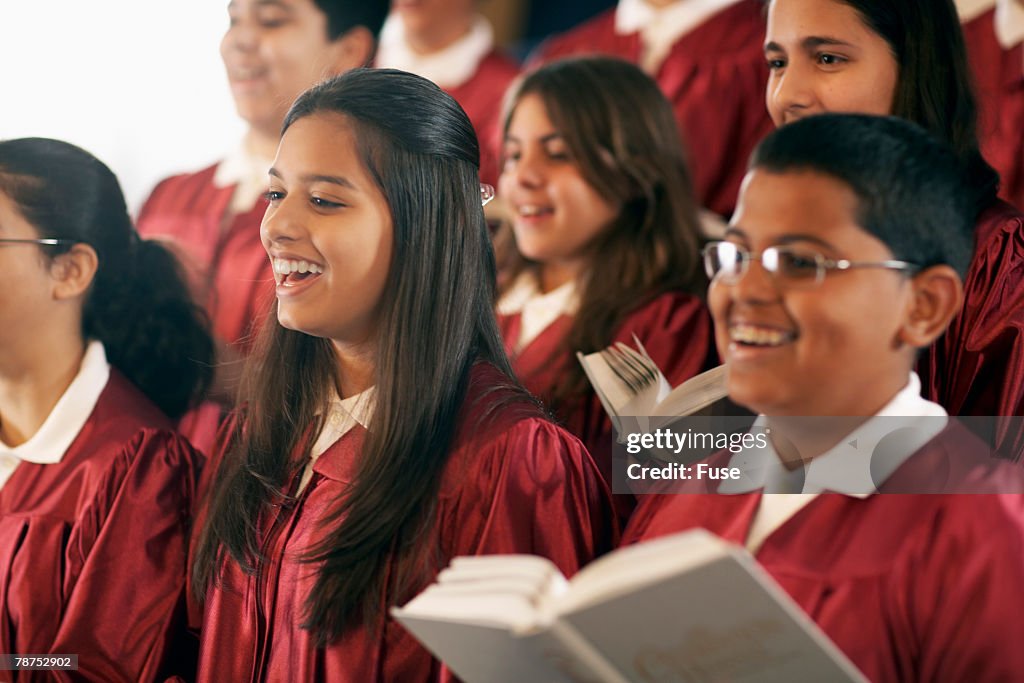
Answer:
[
  {"left": 254, "top": 0, "right": 291, "bottom": 8},
  {"left": 726, "top": 226, "right": 838, "bottom": 251},
  {"left": 268, "top": 167, "right": 357, "bottom": 190},
  {"left": 504, "top": 132, "right": 563, "bottom": 144},
  {"left": 764, "top": 36, "right": 857, "bottom": 52}
]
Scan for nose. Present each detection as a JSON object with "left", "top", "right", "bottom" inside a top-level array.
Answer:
[
  {"left": 260, "top": 196, "right": 304, "bottom": 248},
  {"left": 723, "top": 253, "right": 781, "bottom": 305},
  {"left": 509, "top": 150, "right": 545, "bottom": 190},
  {"left": 222, "top": 18, "right": 258, "bottom": 55},
  {"left": 767, "top": 63, "right": 815, "bottom": 124}
]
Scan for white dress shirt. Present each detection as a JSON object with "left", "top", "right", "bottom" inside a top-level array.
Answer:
[
  {"left": 299, "top": 387, "right": 376, "bottom": 492},
  {"left": 0, "top": 341, "right": 111, "bottom": 489},
  {"left": 497, "top": 271, "right": 580, "bottom": 352},
  {"left": 715, "top": 373, "right": 948, "bottom": 552},
  {"left": 615, "top": 0, "right": 745, "bottom": 72},
  {"left": 377, "top": 14, "right": 496, "bottom": 89},
  {"left": 212, "top": 140, "right": 275, "bottom": 215}
]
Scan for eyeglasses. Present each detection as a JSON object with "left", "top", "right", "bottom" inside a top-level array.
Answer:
[
  {"left": 0, "top": 238, "right": 75, "bottom": 247},
  {"left": 702, "top": 241, "right": 919, "bottom": 288}
]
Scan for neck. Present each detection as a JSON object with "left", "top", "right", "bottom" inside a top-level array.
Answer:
[
  {"left": 244, "top": 127, "right": 280, "bottom": 165},
  {"left": 0, "top": 333, "right": 87, "bottom": 447},
  {"left": 405, "top": 16, "right": 475, "bottom": 55},
  {"left": 539, "top": 260, "right": 583, "bottom": 293},
  {"left": 331, "top": 341, "right": 377, "bottom": 399}
]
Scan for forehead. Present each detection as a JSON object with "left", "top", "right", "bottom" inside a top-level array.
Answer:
[
  {"left": 506, "top": 93, "right": 558, "bottom": 136},
  {"left": 766, "top": 0, "right": 875, "bottom": 45},
  {"left": 275, "top": 113, "right": 363, "bottom": 174},
  {"left": 730, "top": 169, "right": 870, "bottom": 247}
]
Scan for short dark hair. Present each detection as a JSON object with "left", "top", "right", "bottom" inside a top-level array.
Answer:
[
  {"left": 750, "top": 113, "right": 974, "bottom": 277},
  {"left": 313, "top": 0, "right": 389, "bottom": 40}
]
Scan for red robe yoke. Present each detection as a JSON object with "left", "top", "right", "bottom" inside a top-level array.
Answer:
[
  {"left": 137, "top": 165, "right": 274, "bottom": 453},
  {"left": 962, "top": 8, "right": 1024, "bottom": 210},
  {"left": 446, "top": 51, "right": 520, "bottom": 188},
  {"left": 918, "top": 201, "right": 1024, "bottom": 458},
  {"left": 529, "top": 1, "right": 774, "bottom": 218},
  {"left": 623, "top": 424, "right": 1024, "bottom": 683},
  {"left": 0, "top": 372, "right": 201, "bottom": 683},
  {"left": 194, "top": 363, "right": 615, "bottom": 682},
  {"left": 498, "top": 291, "right": 715, "bottom": 521}
]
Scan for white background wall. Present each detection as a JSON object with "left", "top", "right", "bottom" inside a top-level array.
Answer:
[{"left": 0, "top": 1, "right": 246, "bottom": 213}]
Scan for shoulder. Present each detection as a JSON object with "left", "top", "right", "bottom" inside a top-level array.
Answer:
[
  {"left": 138, "top": 163, "right": 223, "bottom": 219},
  {"left": 476, "top": 50, "right": 520, "bottom": 82},
  {"left": 975, "top": 199, "right": 1024, "bottom": 243},
  {"left": 616, "top": 290, "right": 710, "bottom": 338},
  {"left": 528, "top": 9, "right": 618, "bottom": 66}
]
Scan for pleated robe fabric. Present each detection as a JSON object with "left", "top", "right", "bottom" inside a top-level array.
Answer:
[
  {"left": 528, "top": 0, "right": 774, "bottom": 218},
  {"left": 498, "top": 291, "right": 716, "bottom": 523},
  {"left": 918, "top": 201, "right": 1024, "bottom": 458},
  {"left": 623, "top": 423, "right": 1024, "bottom": 683},
  {"left": 193, "top": 363, "right": 616, "bottom": 682},
  {"left": 0, "top": 372, "right": 201, "bottom": 682},
  {"left": 137, "top": 165, "right": 274, "bottom": 454}
]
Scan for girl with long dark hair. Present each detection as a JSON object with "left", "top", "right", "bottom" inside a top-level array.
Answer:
[
  {"left": 191, "top": 69, "right": 613, "bottom": 681},
  {"left": 0, "top": 137, "right": 213, "bottom": 681},
  {"left": 763, "top": 0, "right": 1024, "bottom": 457},
  {"left": 495, "top": 57, "right": 716, "bottom": 515}
]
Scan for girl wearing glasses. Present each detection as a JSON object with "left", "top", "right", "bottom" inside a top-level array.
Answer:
[
  {"left": 495, "top": 57, "right": 716, "bottom": 520},
  {"left": 0, "top": 138, "right": 213, "bottom": 681},
  {"left": 190, "top": 69, "right": 613, "bottom": 681},
  {"left": 763, "top": 0, "right": 1024, "bottom": 457}
]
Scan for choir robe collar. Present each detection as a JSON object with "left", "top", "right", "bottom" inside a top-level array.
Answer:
[
  {"left": 497, "top": 271, "right": 579, "bottom": 352},
  {"left": 377, "top": 13, "right": 495, "bottom": 89},
  {"left": 615, "top": 0, "right": 745, "bottom": 72},
  {"left": 957, "top": 0, "right": 1024, "bottom": 48},
  {"left": 715, "top": 372, "right": 947, "bottom": 552},
  {"left": 212, "top": 139, "right": 275, "bottom": 214},
  {"left": 300, "top": 387, "right": 375, "bottom": 489},
  {"left": 0, "top": 341, "right": 110, "bottom": 476},
  {"left": 720, "top": 372, "right": 948, "bottom": 497}
]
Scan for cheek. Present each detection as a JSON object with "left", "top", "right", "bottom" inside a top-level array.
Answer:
[{"left": 765, "top": 75, "right": 786, "bottom": 126}]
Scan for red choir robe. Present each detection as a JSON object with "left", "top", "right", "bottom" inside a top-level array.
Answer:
[
  {"left": 623, "top": 422, "right": 1024, "bottom": 682},
  {"left": 498, "top": 291, "right": 715, "bottom": 521},
  {"left": 918, "top": 201, "right": 1024, "bottom": 458},
  {"left": 962, "top": 7, "right": 1024, "bottom": 209},
  {"left": 0, "top": 372, "right": 201, "bottom": 683},
  {"left": 528, "top": 0, "right": 774, "bottom": 218},
  {"left": 137, "top": 165, "right": 274, "bottom": 453},
  {"left": 194, "top": 363, "right": 615, "bottom": 682},
  {"left": 446, "top": 50, "right": 520, "bottom": 188}
]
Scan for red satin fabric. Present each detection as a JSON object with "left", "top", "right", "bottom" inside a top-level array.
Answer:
[
  {"left": 498, "top": 292, "right": 716, "bottom": 522},
  {"left": 445, "top": 50, "right": 520, "bottom": 188},
  {"left": 623, "top": 423, "right": 1024, "bottom": 683},
  {"left": 194, "top": 363, "right": 615, "bottom": 682},
  {"left": 0, "top": 372, "right": 201, "bottom": 683},
  {"left": 962, "top": 9, "right": 1024, "bottom": 210},
  {"left": 137, "top": 165, "right": 274, "bottom": 454},
  {"left": 918, "top": 201, "right": 1024, "bottom": 457},
  {"left": 528, "top": 1, "right": 774, "bottom": 218}
]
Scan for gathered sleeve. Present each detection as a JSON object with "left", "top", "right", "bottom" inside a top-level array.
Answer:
[{"left": 43, "top": 429, "right": 200, "bottom": 683}]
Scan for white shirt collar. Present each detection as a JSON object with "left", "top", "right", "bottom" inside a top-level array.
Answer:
[
  {"left": 310, "top": 386, "right": 376, "bottom": 459},
  {"left": 377, "top": 14, "right": 495, "bottom": 89},
  {"left": 615, "top": 0, "right": 744, "bottom": 72},
  {"left": 720, "top": 373, "right": 948, "bottom": 497},
  {"left": 0, "top": 341, "right": 111, "bottom": 464},
  {"left": 957, "top": 0, "right": 1024, "bottom": 48},
  {"left": 212, "top": 140, "right": 274, "bottom": 214},
  {"left": 497, "top": 271, "right": 580, "bottom": 352}
]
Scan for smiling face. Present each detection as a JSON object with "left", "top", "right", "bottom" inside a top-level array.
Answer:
[
  {"left": 262, "top": 113, "right": 394, "bottom": 347},
  {"left": 764, "top": 0, "right": 899, "bottom": 126},
  {"left": 221, "top": 0, "right": 347, "bottom": 138},
  {"left": 498, "top": 93, "right": 619, "bottom": 290},
  {"left": 710, "top": 169, "right": 915, "bottom": 417}
]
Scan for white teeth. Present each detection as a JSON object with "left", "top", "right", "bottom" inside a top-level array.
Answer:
[
  {"left": 272, "top": 258, "right": 323, "bottom": 276},
  {"left": 518, "top": 205, "right": 550, "bottom": 217},
  {"left": 730, "top": 324, "right": 792, "bottom": 346}
]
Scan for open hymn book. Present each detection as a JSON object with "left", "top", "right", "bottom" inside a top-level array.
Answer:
[
  {"left": 393, "top": 530, "right": 867, "bottom": 683},
  {"left": 576, "top": 340, "right": 730, "bottom": 438}
]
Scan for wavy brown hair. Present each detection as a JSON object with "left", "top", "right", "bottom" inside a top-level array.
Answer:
[
  {"left": 495, "top": 56, "right": 707, "bottom": 412},
  {"left": 193, "top": 69, "right": 522, "bottom": 643}
]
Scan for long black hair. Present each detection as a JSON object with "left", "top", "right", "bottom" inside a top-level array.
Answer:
[
  {"left": 193, "top": 68, "right": 521, "bottom": 643},
  {"left": 833, "top": 0, "right": 1000, "bottom": 213},
  {"left": 0, "top": 137, "right": 213, "bottom": 419}
]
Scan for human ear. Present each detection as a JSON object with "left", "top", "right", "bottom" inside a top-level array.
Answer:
[
  {"left": 327, "top": 26, "right": 375, "bottom": 74},
  {"left": 897, "top": 265, "right": 963, "bottom": 348},
  {"left": 49, "top": 243, "right": 99, "bottom": 300}
]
